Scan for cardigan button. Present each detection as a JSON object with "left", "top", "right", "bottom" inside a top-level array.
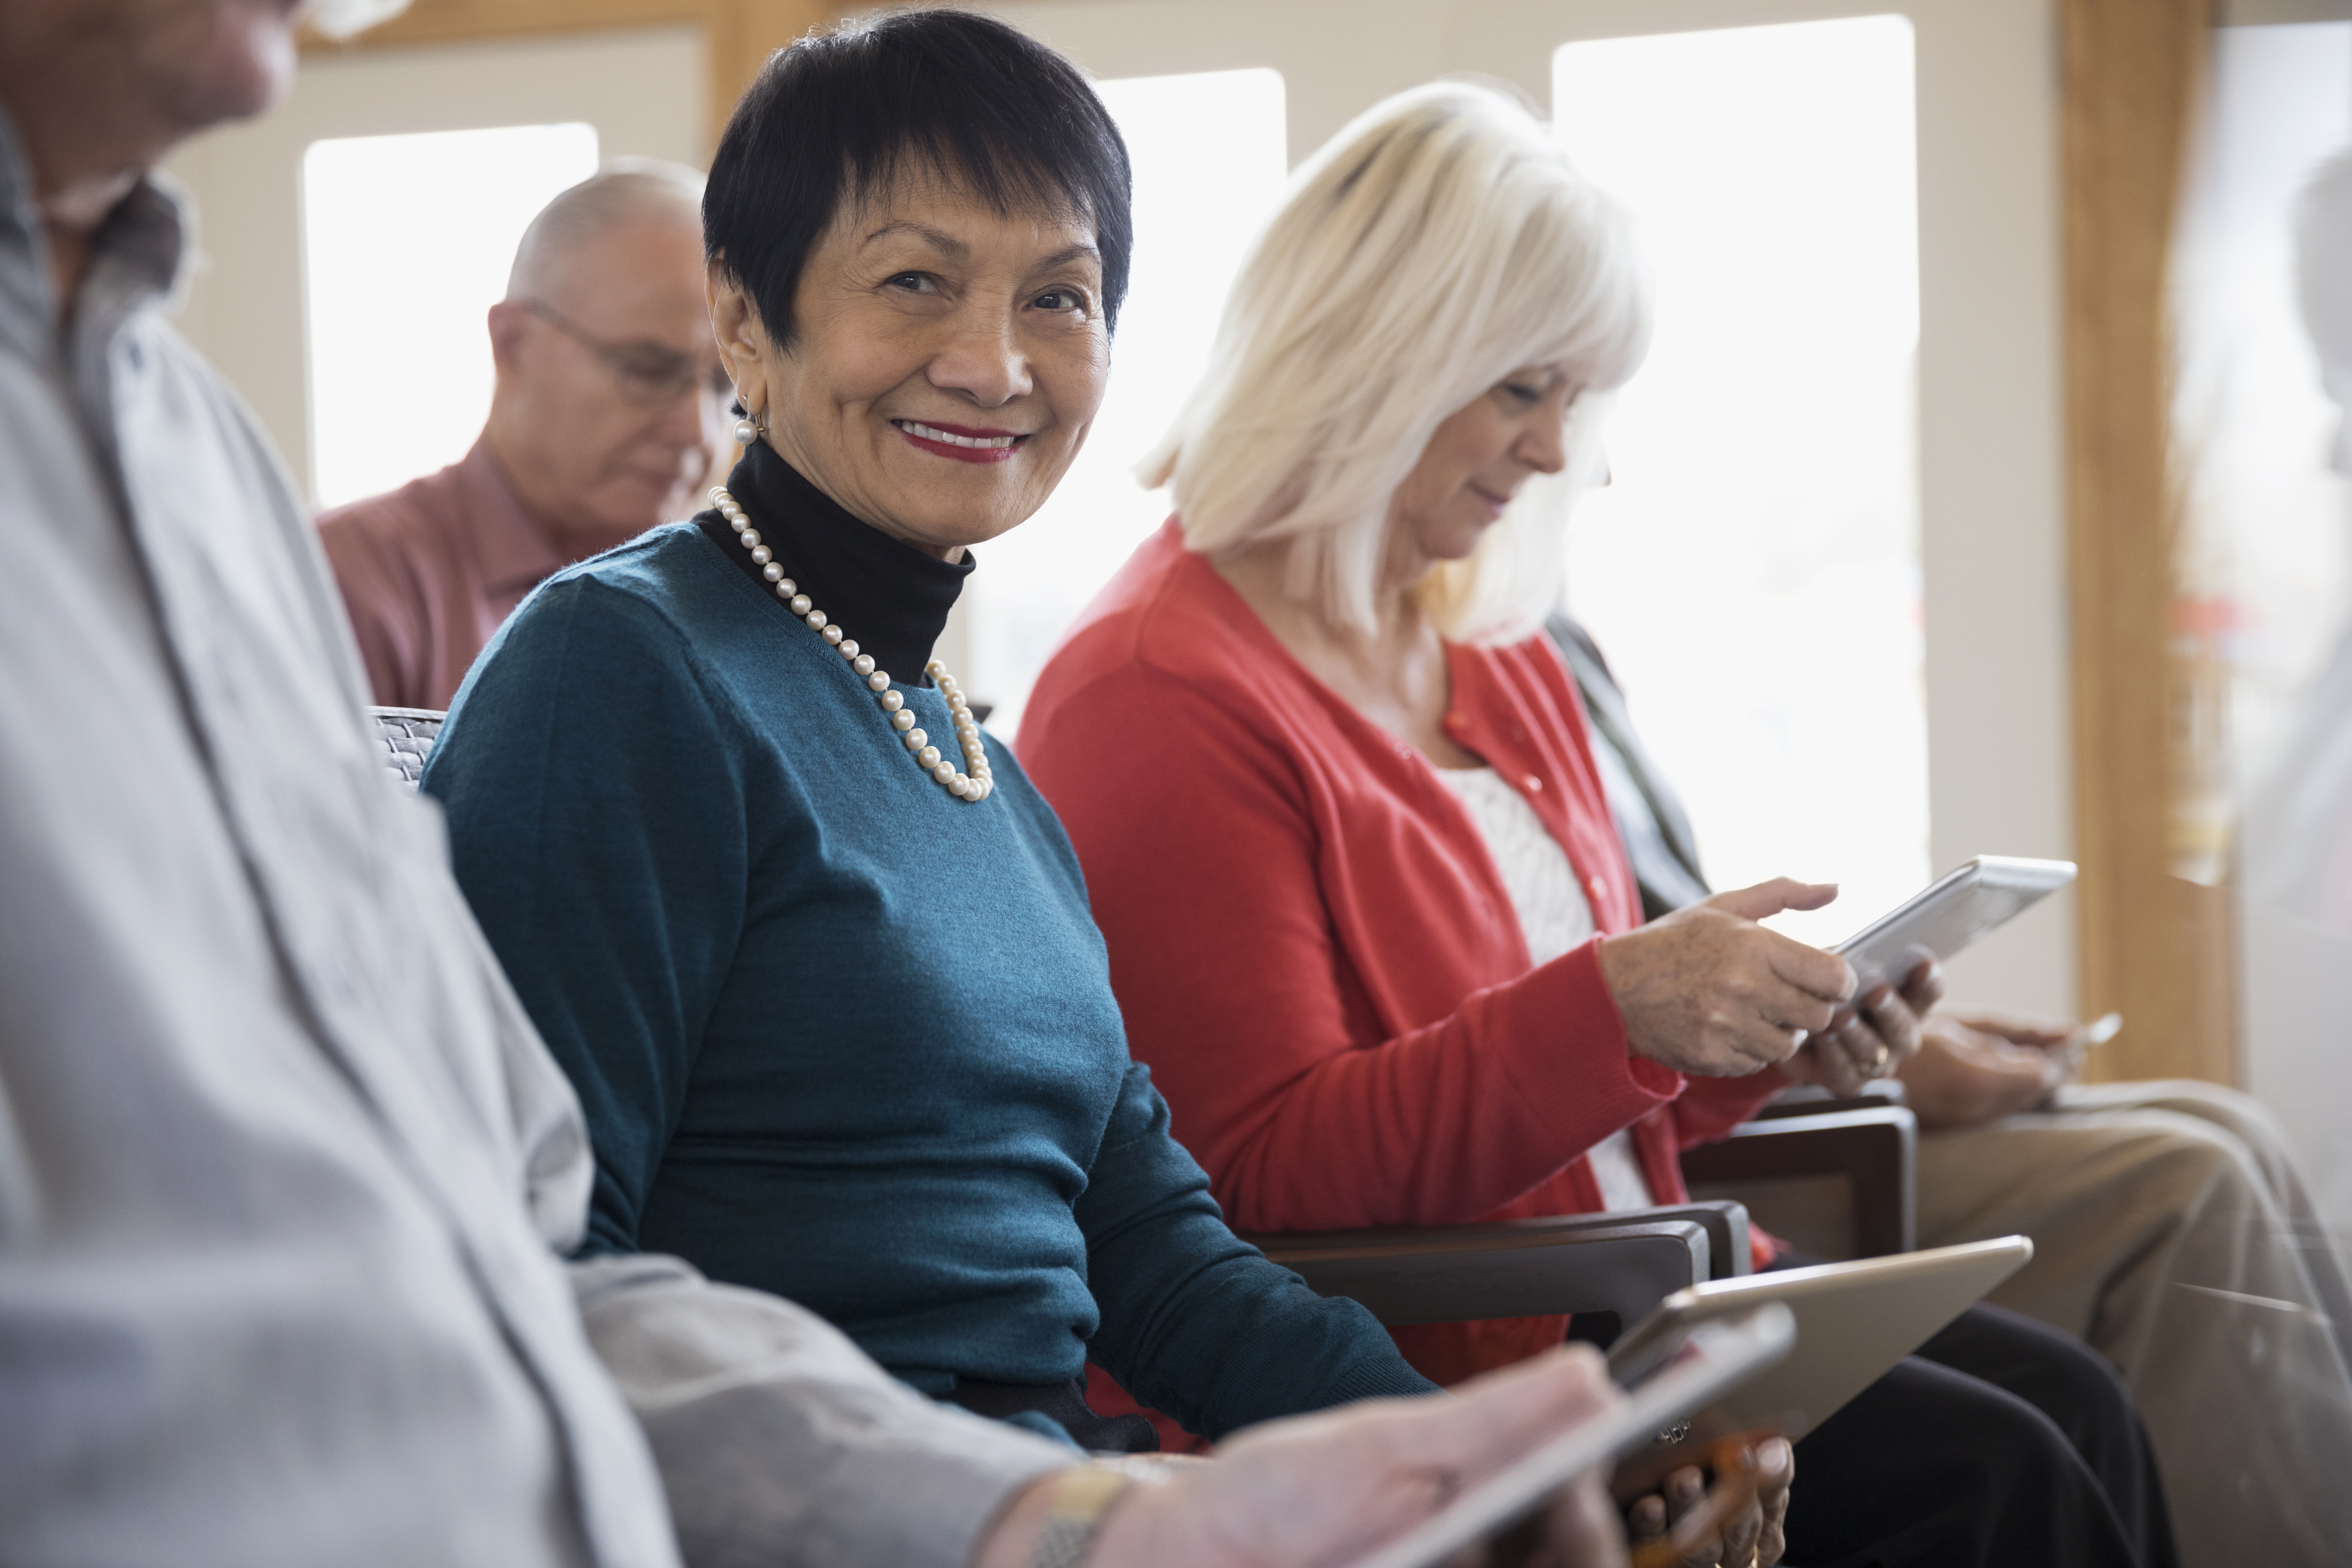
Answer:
[{"left": 1522, "top": 774, "right": 1544, "bottom": 793}]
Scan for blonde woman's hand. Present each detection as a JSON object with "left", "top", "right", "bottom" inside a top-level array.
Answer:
[
  {"left": 1781, "top": 957, "right": 1943, "bottom": 1098},
  {"left": 1596, "top": 881, "right": 1855, "bottom": 1078}
]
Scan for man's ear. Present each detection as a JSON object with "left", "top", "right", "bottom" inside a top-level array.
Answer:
[{"left": 486, "top": 299, "right": 531, "bottom": 379}]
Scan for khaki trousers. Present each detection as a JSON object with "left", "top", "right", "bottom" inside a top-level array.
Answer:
[{"left": 1916, "top": 1080, "right": 2352, "bottom": 1568}]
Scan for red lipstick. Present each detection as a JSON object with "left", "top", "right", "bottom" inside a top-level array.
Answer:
[{"left": 893, "top": 418, "right": 1027, "bottom": 465}]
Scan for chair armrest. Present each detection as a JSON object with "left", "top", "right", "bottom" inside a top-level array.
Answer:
[
  {"left": 1679, "top": 1106, "right": 1917, "bottom": 1257},
  {"left": 1243, "top": 1203, "right": 1747, "bottom": 1329},
  {"left": 1750, "top": 1080, "right": 1907, "bottom": 1118},
  {"left": 1614, "top": 1200, "right": 1751, "bottom": 1280}
]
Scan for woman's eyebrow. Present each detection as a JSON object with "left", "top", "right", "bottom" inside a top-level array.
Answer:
[
  {"left": 861, "top": 219, "right": 967, "bottom": 257},
  {"left": 857, "top": 220, "right": 1100, "bottom": 273}
]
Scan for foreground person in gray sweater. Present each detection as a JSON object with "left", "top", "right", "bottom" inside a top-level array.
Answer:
[{"left": 0, "top": 1, "right": 1640, "bottom": 1565}]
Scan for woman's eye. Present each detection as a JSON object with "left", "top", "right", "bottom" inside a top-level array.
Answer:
[
  {"left": 1031, "top": 289, "right": 1092, "bottom": 318},
  {"left": 1501, "top": 383, "right": 1543, "bottom": 405},
  {"left": 887, "top": 272, "right": 938, "bottom": 295}
]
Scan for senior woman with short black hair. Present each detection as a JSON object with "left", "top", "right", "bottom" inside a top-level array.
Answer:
[{"left": 419, "top": 8, "right": 1453, "bottom": 1464}]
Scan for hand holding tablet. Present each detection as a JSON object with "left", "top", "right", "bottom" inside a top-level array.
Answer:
[
  {"left": 1596, "top": 878, "right": 1857, "bottom": 1078},
  {"left": 1350, "top": 1238, "right": 2035, "bottom": 1568},
  {"left": 1773, "top": 858, "right": 2077, "bottom": 1094},
  {"left": 1348, "top": 1306, "right": 1798, "bottom": 1568}
]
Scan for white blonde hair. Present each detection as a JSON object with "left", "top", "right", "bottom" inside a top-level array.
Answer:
[{"left": 1147, "top": 81, "right": 1650, "bottom": 643}]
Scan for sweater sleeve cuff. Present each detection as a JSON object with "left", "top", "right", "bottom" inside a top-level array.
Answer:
[
  {"left": 572, "top": 1254, "right": 1073, "bottom": 1568},
  {"left": 1670, "top": 1065, "right": 1792, "bottom": 1146},
  {"left": 1481, "top": 937, "right": 1681, "bottom": 1143}
]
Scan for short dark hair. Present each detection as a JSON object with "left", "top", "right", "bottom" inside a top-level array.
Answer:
[{"left": 705, "top": 8, "right": 1134, "bottom": 345}]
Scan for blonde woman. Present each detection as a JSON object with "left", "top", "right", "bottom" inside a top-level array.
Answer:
[{"left": 1021, "top": 83, "right": 2177, "bottom": 1568}]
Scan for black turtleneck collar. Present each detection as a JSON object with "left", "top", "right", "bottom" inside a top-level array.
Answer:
[{"left": 697, "top": 439, "right": 974, "bottom": 688}]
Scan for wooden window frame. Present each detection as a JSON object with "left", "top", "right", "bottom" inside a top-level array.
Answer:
[{"left": 2060, "top": 0, "right": 2237, "bottom": 1084}]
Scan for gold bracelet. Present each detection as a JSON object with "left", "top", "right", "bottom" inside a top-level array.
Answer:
[{"left": 1028, "top": 1465, "right": 1135, "bottom": 1568}]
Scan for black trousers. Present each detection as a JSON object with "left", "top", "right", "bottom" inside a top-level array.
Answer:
[{"left": 1771, "top": 1261, "right": 2178, "bottom": 1568}]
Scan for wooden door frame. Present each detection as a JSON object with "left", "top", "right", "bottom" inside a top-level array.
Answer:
[{"left": 2059, "top": 0, "right": 2238, "bottom": 1084}]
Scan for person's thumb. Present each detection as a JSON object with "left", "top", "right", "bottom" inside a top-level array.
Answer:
[{"left": 1705, "top": 877, "right": 1840, "bottom": 923}]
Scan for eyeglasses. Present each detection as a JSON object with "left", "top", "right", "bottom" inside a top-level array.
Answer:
[{"left": 520, "top": 297, "right": 734, "bottom": 408}]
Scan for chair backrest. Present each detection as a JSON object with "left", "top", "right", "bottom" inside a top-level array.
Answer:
[{"left": 371, "top": 706, "right": 445, "bottom": 792}]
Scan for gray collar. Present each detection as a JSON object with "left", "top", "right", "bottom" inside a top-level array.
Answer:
[{"left": 0, "top": 99, "right": 190, "bottom": 364}]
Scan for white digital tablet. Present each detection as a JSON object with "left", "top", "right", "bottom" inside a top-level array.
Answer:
[
  {"left": 1832, "top": 856, "right": 2076, "bottom": 994},
  {"left": 1350, "top": 1305, "right": 1798, "bottom": 1568},
  {"left": 1606, "top": 1236, "right": 2033, "bottom": 1440}
]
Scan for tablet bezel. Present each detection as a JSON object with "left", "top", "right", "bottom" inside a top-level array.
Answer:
[
  {"left": 1606, "top": 1237, "right": 2033, "bottom": 1440},
  {"left": 1829, "top": 856, "right": 2076, "bottom": 993}
]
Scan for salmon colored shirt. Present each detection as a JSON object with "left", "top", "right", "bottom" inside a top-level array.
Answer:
[
  {"left": 316, "top": 439, "right": 569, "bottom": 710},
  {"left": 1021, "top": 522, "right": 1786, "bottom": 1406}
]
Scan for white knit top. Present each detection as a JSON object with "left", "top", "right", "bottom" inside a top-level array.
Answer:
[{"left": 1434, "top": 766, "right": 1656, "bottom": 1212}]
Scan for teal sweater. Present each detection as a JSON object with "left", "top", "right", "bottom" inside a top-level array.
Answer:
[{"left": 421, "top": 520, "right": 1434, "bottom": 1438}]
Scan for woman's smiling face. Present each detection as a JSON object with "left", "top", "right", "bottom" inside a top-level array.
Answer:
[{"left": 710, "top": 170, "right": 1111, "bottom": 559}]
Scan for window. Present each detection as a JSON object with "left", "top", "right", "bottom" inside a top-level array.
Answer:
[
  {"left": 1553, "top": 17, "right": 1924, "bottom": 945},
  {"left": 969, "top": 67, "right": 1287, "bottom": 738},
  {"left": 302, "top": 122, "right": 601, "bottom": 507}
]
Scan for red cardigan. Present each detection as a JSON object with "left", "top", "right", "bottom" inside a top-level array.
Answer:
[{"left": 1022, "top": 523, "right": 1784, "bottom": 1391}]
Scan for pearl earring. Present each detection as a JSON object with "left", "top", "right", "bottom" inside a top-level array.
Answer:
[{"left": 732, "top": 415, "right": 761, "bottom": 447}]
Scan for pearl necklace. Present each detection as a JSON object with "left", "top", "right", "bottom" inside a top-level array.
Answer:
[{"left": 710, "top": 485, "right": 994, "bottom": 803}]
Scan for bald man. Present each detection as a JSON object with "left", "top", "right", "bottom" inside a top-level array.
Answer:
[{"left": 321, "top": 159, "right": 729, "bottom": 709}]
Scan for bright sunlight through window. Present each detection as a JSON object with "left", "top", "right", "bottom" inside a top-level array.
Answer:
[
  {"left": 302, "top": 122, "right": 600, "bottom": 508},
  {"left": 1554, "top": 17, "right": 1926, "bottom": 945},
  {"left": 972, "top": 68, "right": 1287, "bottom": 739}
]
